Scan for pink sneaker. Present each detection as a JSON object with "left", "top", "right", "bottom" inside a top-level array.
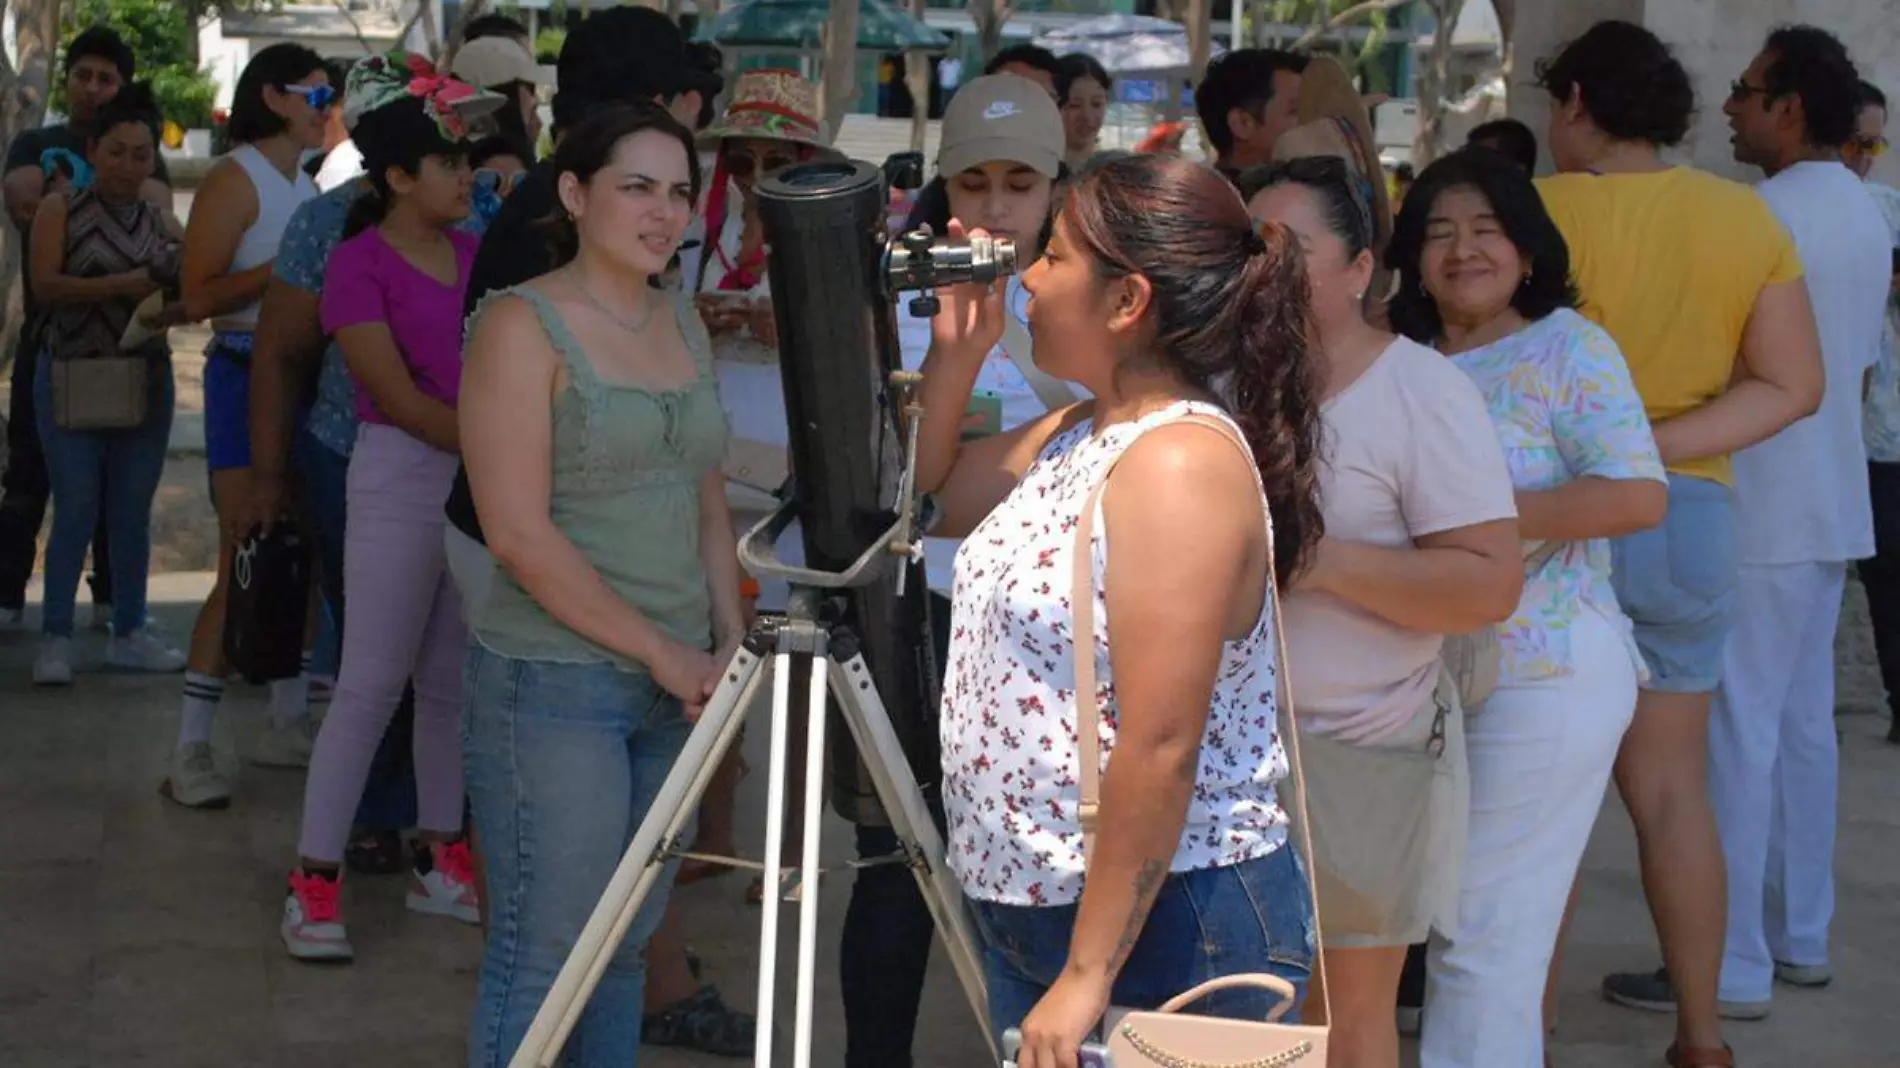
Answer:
[
  {"left": 281, "top": 868, "right": 352, "bottom": 961},
  {"left": 407, "top": 839, "right": 481, "bottom": 924}
]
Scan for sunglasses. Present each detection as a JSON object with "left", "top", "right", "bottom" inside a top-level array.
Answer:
[
  {"left": 1850, "top": 135, "right": 1889, "bottom": 158},
  {"left": 282, "top": 83, "right": 338, "bottom": 112},
  {"left": 723, "top": 145, "right": 799, "bottom": 180},
  {"left": 1727, "top": 79, "right": 1773, "bottom": 104},
  {"left": 474, "top": 168, "right": 524, "bottom": 197}
]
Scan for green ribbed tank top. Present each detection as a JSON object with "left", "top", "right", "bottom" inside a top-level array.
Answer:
[{"left": 467, "top": 285, "right": 729, "bottom": 672}]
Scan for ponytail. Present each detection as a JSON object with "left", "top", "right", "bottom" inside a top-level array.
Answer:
[
  {"left": 1062, "top": 154, "right": 1326, "bottom": 587},
  {"left": 342, "top": 176, "right": 391, "bottom": 239},
  {"left": 1226, "top": 221, "right": 1325, "bottom": 587}
]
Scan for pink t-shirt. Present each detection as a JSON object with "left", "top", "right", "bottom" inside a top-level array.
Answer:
[
  {"left": 1282, "top": 337, "right": 1517, "bottom": 743},
  {"left": 320, "top": 227, "right": 478, "bottom": 426}
]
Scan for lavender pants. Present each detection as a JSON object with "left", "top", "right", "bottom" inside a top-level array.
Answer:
[{"left": 298, "top": 423, "right": 467, "bottom": 862}]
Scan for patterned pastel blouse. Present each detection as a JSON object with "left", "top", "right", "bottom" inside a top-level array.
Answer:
[
  {"left": 941, "top": 401, "right": 1291, "bottom": 908},
  {"left": 1448, "top": 308, "right": 1666, "bottom": 681}
]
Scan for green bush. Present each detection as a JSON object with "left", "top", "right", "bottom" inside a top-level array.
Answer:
[{"left": 56, "top": 0, "right": 222, "bottom": 129}]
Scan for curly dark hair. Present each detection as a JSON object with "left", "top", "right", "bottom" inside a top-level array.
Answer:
[
  {"left": 1760, "top": 25, "right": 1861, "bottom": 149},
  {"left": 1061, "top": 154, "right": 1324, "bottom": 586},
  {"left": 1384, "top": 148, "right": 1581, "bottom": 344},
  {"left": 1535, "top": 20, "right": 1694, "bottom": 147}
]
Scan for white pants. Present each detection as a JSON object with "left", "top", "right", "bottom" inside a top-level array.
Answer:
[
  {"left": 443, "top": 524, "right": 497, "bottom": 629},
  {"left": 1710, "top": 561, "right": 1845, "bottom": 1003},
  {"left": 1420, "top": 608, "right": 1637, "bottom": 1068}
]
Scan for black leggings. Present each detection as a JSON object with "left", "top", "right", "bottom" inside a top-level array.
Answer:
[{"left": 837, "top": 591, "right": 952, "bottom": 1068}]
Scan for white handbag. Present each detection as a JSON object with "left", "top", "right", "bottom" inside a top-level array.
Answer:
[{"left": 1070, "top": 412, "right": 1329, "bottom": 1066}]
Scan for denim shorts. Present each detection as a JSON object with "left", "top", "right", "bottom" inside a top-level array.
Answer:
[
  {"left": 968, "top": 846, "right": 1317, "bottom": 1046},
  {"left": 202, "top": 332, "right": 255, "bottom": 472},
  {"left": 1609, "top": 474, "right": 1737, "bottom": 694}
]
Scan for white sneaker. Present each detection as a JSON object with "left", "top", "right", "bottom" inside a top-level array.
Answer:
[
  {"left": 282, "top": 869, "right": 353, "bottom": 962},
  {"left": 407, "top": 839, "right": 482, "bottom": 924},
  {"left": 105, "top": 629, "right": 187, "bottom": 673},
  {"left": 159, "top": 742, "right": 232, "bottom": 809},
  {"left": 32, "top": 637, "right": 74, "bottom": 686},
  {"left": 252, "top": 715, "right": 318, "bottom": 769}
]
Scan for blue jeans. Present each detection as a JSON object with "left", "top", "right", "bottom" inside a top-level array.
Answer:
[
  {"left": 463, "top": 644, "right": 693, "bottom": 1068},
  {"left": 968, "top": 846, "right": 1317, "bottom": 1047},
  {"left": 32, "top": 351, "right": 173, "bottom": 637},
  {"left": 1609, "top": 473, "right": 1737, "bottom": 694}
]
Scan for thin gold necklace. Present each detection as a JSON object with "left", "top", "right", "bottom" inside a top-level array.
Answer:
[{"left": 573, "top": 269, "right": 655, "bottom": 335}]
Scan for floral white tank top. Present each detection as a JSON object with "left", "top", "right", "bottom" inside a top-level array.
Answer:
[{"left": 941, "top": 400, "right": 1292, "bottom": 907}]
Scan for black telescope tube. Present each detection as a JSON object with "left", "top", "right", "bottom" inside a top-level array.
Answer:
[{"left": 755, "top": 160, "right": 942, "bottom": 821}]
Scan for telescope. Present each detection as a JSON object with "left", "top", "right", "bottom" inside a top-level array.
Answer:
[{"left": 509, "top": 157, "right": 1013, "bottom": 1067}]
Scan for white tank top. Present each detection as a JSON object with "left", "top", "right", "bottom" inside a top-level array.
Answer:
[
  {"left": 940, "top": 400, "right": 1292, "bottom": 907},
  {"left": 214, "top": 143, "right": 317, "bottom": 331}
]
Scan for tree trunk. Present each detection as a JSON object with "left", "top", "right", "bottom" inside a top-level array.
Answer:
[
  {"left": 905, "top": 0, "right": 929, "bottom": 151},
  {"left": 1409, "top": 0, "right": 1463, "bottom": 166},
  {"left": 968, "top": 0, "right": 1011, "bottom": 65},
  {"left": 816, "top": 0, "right": 861, "bottom": 137},
  {"left": 3, "top": 0, "right": 63, "bottom": 365}
]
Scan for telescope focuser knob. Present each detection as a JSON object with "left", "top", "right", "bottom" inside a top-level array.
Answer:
[{"left": 908, "top": 294, "right": 941, "bottom": 317}]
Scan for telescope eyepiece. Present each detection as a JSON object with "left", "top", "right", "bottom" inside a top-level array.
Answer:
[{"left": 884, "top": 228, "right": 1019, "bottom": 311}]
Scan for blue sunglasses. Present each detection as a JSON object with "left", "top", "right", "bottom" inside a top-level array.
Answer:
[{"left": 282, "top": 83, "right": 338, "bottom": 112}]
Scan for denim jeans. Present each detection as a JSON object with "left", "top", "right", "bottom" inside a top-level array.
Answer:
[
  {"left": 31, "top": 351, "right": 172, "bottom": 637},
  {"left": 463, "top": 644, "right": 693, "bottom": 1068},
  {"left": 968, "top": 846, "right": 1318, "bottom": 1047},
  {"left": 294, "top": 427, "right": 418, "bottom": 834},
  {"left": 0, "top": 333, "right": 111, "bottom": 611}
]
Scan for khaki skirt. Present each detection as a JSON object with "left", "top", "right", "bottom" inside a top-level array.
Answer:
[{"left": 1291, "top": 672, "right": 1469, "bottom": 948}]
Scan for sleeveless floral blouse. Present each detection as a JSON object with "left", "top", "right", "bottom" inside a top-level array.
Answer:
[{"left": 941, "top": 400, "right": 1292, "bottom": 907}]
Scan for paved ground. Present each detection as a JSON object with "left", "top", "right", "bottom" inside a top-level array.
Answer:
[{"left": 0, "top": 570, "right": 1896, "bottom": 1067}]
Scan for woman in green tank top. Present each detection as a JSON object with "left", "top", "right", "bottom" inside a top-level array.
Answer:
[{"left": 455, "top": 103, "right": 744, "bottom": 1068}]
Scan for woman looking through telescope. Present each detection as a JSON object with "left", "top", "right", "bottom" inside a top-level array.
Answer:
[
  {"left": 455, "top": 101, "right": 743, "bottom": 1068},
  {"left": 840, "top": 71, "right": 1076, "bottom": 1068},
  {"left": 918, "top": 153, "right": 1325, "bottom": 1064}
]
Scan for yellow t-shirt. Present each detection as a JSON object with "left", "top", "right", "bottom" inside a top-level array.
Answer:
[{"left": 1535, "top": 168, "right": 1804, "bottom": 484}]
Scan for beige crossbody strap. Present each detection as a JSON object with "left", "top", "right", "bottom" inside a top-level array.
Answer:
[
  {"left": 1070, "top": 413, "right": 1325, "bottom": 976},
  {"left": 999, "top": 313, "right": 1082, "bottom": 412}
]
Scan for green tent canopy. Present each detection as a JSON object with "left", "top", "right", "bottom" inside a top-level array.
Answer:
[{"left": 695, "top": 0, "right": 951, "bottom": 52}]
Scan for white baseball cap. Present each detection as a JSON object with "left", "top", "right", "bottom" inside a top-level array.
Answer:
[{"left": 450, "top": 37, "right": 552, "bottom": 92}]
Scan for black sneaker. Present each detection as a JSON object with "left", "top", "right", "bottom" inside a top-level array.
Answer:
[
  {"left": 641, "top": 984, "right": 756, "bottom": 1057},
  {"left": 1602, "top": 967, "right": 1770, "bottom": 1020}
]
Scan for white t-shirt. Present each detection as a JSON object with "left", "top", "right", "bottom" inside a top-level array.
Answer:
[
  {"left": 1280, "top": 337, "right": 1519, "bottom": 743},
  {"left": 1735, "top": 162, "right": 1890, "bottom": 565},
  {"left": 314, "top": 139, "right": 364, "bottom": 193},
  {"left": 896, "top": 278, "right": 1056, "bottom": 594}
]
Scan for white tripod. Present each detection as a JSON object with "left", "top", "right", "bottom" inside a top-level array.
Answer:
[{"left": 507, "top": 379, "right": 994, "bottom": 1067}]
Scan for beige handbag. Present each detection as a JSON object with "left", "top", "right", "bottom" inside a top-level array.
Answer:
[
  {"left": 1071, "top": 412, "right": 1329, "bottom": 1066},
  {"left": 48, "top": 353, "right": 150, "bottom": 431}
]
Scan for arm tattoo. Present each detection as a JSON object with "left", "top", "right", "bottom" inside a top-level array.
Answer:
[{"left": 1110, "top": 859, "right": 1169, "bottom": 973}]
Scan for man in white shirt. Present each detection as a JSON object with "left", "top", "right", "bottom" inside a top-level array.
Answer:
[
  {"left": 1714, "top": 26, "right": 1891, "bottom": 1016},
  {"left": 1846, "top": 79, "right": 1900, "bottom": 746}
]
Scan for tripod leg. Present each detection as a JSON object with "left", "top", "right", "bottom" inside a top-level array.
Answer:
[
  {"left": 752, "top": 651, "right": 797, "bottom": 1065},
  {"left": 792, "top": 649, "right": 832, "bottom": 1068},
  {"left": 508, "top": 649, "right": 767, "bottom": 1068},
  {"left": 825, "top": 654, "right": 998, "bottom": 1062}
]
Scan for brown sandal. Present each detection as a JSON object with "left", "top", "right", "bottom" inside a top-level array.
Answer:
[{"left": 1665, "top": 1044, "right": 1735, "bottom": 1068}]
